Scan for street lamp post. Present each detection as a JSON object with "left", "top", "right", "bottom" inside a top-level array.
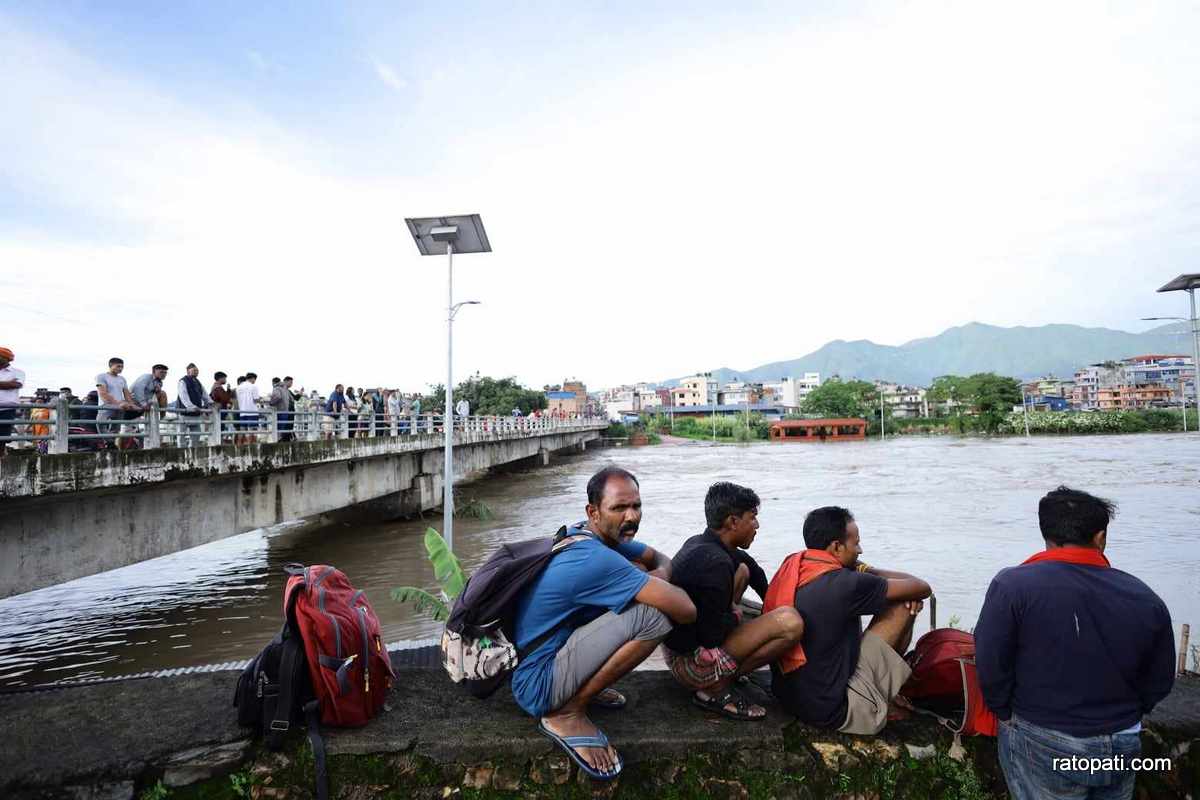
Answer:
[
  {"left": 405, "top": 215, "right": 492, "bottom": 552},
  {"left": 1145, "top": 275, "right": 1200, "bottom": 434}
]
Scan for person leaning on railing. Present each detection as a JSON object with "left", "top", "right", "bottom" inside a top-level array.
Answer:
[{"left": 0, "top": 346, "right": 25, "bottom": 457}]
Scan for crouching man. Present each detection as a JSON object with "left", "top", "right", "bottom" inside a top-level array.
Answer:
[
  {"left": 975, "top": 487, "right": 1175, "bottom": 800},
  {"left": 767, "top": 506, "right": 931, "bottom": 735},
  {"left": 510, "top": 466, "right": 696, "bottom": 781},
  {"left": 662, "top": 482, "right": 804, "bottom": 719}
]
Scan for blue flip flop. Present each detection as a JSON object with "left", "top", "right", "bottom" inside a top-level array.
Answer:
[{"left": 537, "top": 722, "right": 623, "bottom": 781}]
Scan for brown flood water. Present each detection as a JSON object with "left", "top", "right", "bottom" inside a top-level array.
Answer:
[{"left": 2, "top": 433, "right": 1198, "bottom": 687}]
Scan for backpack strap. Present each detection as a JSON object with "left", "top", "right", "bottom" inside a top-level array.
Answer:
[
  {"left": 303, "top": 699, "right": 329, "bottom": 800},
  {"left": 515, "top": 534, "right": 592, "bottom": 660},
  {"left": 266, "top": 634, "right": 306, "bottom": 747}
]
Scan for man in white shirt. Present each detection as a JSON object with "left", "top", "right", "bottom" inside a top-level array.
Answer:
[
  {"left": 0, "top": 347, "right": 25, "bottom": 456},
  {"left": 235, "top": 372, "right": 261, "bottom": 445}
]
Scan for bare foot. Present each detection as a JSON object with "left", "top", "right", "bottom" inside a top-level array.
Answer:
[{"left": 540, "top": 709, "right": 620, "bottom": 775}]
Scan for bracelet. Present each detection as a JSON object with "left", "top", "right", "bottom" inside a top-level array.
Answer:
[{"left": 855, "top": 562, "right": 872, "bottom": 573}]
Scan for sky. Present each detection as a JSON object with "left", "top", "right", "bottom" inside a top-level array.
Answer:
[{"left": 3, "top": 1, "right": 1200, "bottom": 394}]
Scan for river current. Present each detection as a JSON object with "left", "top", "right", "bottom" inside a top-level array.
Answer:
[{"left": 2, "top": 433, "right": 1197, "bottom": 687}]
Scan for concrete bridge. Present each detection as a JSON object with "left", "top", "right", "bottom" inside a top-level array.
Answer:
[{"left": 0, "top": 418, "right": 606, "bottom": 599}]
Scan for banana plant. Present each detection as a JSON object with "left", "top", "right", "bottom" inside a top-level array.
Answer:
[{"left": 391, "top": 527, "right": 466, "bottom": 622}]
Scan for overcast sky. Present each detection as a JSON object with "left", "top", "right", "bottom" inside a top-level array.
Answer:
[{"left": 3, "top": 2, "right": 1199, "bottom": 394}]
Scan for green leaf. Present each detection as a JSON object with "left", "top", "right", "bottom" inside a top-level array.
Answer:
[
  {"left": 424, "top": 526, "right": 466, "bottom": 600},
  {"left": 390, "top": 586, "right": 451, "bottom": 622}
]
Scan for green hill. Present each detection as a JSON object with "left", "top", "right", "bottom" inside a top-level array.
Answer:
[{"left": 672, "top": 322, "right": 1191, "bottom": 386}]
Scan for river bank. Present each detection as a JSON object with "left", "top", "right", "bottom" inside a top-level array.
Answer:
[{"left": 2, "top": 647, "right": 1196, "bottom": 800}]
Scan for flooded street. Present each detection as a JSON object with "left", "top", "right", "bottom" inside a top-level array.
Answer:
[{"left": 2, "top": 433, "right": 1198, "bottom": 688}]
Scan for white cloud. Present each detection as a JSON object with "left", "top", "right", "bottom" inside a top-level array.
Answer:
[
  {"left": 3, "top": 4, "right": 1199, "bottom": 394},
  {"left": 372, "top": 59, "right": 407, "bottom": 93}
]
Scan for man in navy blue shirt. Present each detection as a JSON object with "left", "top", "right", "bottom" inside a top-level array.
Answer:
[
  {"left": 975, "top": 486, "right": 1175, "bottom": 800},
  {"left": 511, "top": 466, "right": 696, "bottom": 781}
]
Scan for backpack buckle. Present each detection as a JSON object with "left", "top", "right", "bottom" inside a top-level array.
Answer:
[{"left": 269, "top": 720, "right": 291, "bottom": 732}]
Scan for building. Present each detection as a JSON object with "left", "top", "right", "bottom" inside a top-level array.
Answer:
[
  {"left": 1072, "top": 364, "right": 1123, "bottom": 410},
  {"left": 878, "top": 382, "right": 928, "bottom": 418},
  {"left": 1122, "top": 355, "right": 1195, "bottom": 403},
  {"left": 719, "top": 381, "right": 762, "bottom": 406},
  {"left": 636, "top": 384, "right": 662, "bottom": 410},
  {"left": 764, "top": 373, "right": 821, "bottom": 410},
  {"left": 675, "top": 373, "right": 719, "bottom": 407},
  {"left": 1072, "top": 356, "right": 1194, "bottom": 411}
]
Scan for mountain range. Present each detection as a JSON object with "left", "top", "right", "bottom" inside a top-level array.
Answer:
[{"left": 666, "top": 322, "right": 1193, "bottom": 387}]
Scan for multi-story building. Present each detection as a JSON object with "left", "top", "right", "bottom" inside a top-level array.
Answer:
[
  {"left": 763, "top": 373, "right": 821, "bottom": 410},
  {"left": 878, "top": 383, "right": 928, "bottom": 418},
  {"left": 1073, "top": 356, "right": 1193, "bottom": 410},
  {"left": 719, "top": 381, "right": 762, "bottom": 406},
  {"left": 1123, "top": 355, "right": 1195, "bottom": 403},
  {"left": 1072, "top": 364, "right": 1123, "bottom": 410},
  {"left": 636, "top": 383, "right": 662, "bottom": 410},
  {"left": 675, "top": 373, "right": 719, "bottom": 407}
]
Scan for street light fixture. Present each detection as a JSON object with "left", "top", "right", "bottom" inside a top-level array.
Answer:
[
  {"left": 405, "top": 214, "right": 492, "bottom": 552},
  {"left": 1152, "top": 272, "right": 1200, "bottom": 436}
]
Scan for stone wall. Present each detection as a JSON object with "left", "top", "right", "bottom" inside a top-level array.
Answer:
[{"left": 2, "top": 661, "right": 1195, "bottom": 800}]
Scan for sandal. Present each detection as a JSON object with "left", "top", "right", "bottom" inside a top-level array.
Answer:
[
  {"left": 589, "top": 687, "right": 626, "bottom": 709},
  {"left": 537, "top": 722, "right": 622, "bottom": 781},
  {"left": 691, "top": 688, "right": 766, "bottom": 721}
]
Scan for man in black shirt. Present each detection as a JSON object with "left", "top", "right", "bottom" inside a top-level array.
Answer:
[
  {"left": 663, "top": 482, "right": 804, "bottom": 719},
  {"left": 769, "top": 506, "right": 931, "bottom": 735}
]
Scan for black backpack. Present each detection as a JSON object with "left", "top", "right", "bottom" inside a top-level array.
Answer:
[
  {"left": 232, "top": 574, "right": 329, "bottom": 800},
  {"left": 440, "top": 526, "right": 589, "bottom": 698}
]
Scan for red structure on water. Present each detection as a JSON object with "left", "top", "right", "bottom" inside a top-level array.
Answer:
[{"left": 769, "top": 418, "right": 867, "bottom": 442}]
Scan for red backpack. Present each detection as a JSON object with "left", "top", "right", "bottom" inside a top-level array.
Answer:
[
  {"left": 901, "top": 628, "right": 998, "bottom": 745},
  {"left": 234, "top": 564, "right": 394, "bottom": 800},
  {"left": 286, "top": 564, "right": 395, "bottom": 726}
]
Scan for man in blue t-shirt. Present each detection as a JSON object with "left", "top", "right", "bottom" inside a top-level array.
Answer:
[{"left": 511, "top": 466, "right": 696, "bottom": 781}]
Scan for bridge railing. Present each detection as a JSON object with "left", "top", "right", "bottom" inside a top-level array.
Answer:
[{"left": 0, "top": 398, "right": 605, "bottom": 455}]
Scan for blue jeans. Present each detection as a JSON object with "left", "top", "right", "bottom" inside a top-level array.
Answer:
[{"left": 999, "top": 715, "right": 1141, "bottom": 800}]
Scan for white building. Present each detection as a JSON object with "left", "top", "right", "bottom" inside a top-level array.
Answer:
[
  {"left": 675, "top": 373, "right": 719, "bottom": 407},
  {"left": 764, "top": 373, "right": 821, "bottom": 409}
]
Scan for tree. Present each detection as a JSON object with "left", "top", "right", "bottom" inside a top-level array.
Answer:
[
  {"left": 927, "top": 374, "right": 966, "bottom": 430},
  {"left": 801, "top": 378, "right": 877, "bottom": 419},
  {"left": 421, "top": 373, "right": 548, "bottom": 416},
  {"left": 960, "top": 373, "right": 1022, "bottom": 433}
]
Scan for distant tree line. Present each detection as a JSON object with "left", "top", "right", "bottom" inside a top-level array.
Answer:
[{"left": 419, "top": 373, "right": 548, "bottom": 416}]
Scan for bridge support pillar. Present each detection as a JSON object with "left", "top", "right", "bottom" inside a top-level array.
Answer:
[
  {"left": 538, "top": 448, "right": 550, "bottom": 467},
  {"left": 576, "top": 440, "right": 586, "bottom": 453}
]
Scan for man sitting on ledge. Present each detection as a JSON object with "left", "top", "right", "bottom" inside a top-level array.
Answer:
[
  {"left": 662, "top": 482, "right": 804, "bottom": 720},
  {"left": 510, "top": 466, "right": 695, "bottom": 781},
  {"left": 975, "top": 486, "right": 1175, "bottom": 800},
  {"left": 766, "top": 505, "right": 931, "bottom": 735}
]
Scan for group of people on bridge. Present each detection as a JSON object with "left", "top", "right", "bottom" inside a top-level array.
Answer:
[
  {"left": 515, "top": 466, "right": 1175, "bottom": 798},
  {"left": 0, "top": 348, "right": 589, "bottom": 454}
]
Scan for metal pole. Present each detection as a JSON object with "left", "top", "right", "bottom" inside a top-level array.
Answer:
[
  {"left": 1022, "top": 392, "right": 1031, "bottom": 437},
  {"left": 1190, "top": 288, "right": 1200, "bottom": 434},
  {"left": 1182, "top": 376, "right": 1188, "bottom": 433},
  {"left": 880, "top": 391, "right": 885, "bottom": 441},
  {"left": 444, "top": 241, "right": 455, "bottom": 551}
]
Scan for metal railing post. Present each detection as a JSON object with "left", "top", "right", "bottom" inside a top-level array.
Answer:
[
  {"left": 369, "top": 412, "right": 377, "bottom": 438},
  {"left": 339, "top": 412, "right": 349, "bottom": 439},
  {"left": 269, "top": 409, "right": 280, "bottom": 443},
  {"left": 146, "top": 405, "right": 161, "bottom": 448},
  {"left": 209, "top": 409, "right": 222, "bottom": 446},
  {"left": 51, "top": 395, "right": 70, "bottom": 454}
]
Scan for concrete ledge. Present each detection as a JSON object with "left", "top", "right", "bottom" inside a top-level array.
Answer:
[{"left": 2, "top": 657, "right": 1196, "bottom": 799}]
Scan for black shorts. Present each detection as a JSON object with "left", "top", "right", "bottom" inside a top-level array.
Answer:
[
  {"left": 237, "top": 412, "right": 259, "bottom": 430},
  {"left": 0, "top": 408, "right": 15, "bottom": 442}
]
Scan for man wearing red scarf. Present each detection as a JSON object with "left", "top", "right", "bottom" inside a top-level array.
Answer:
[
  {"left": 975, "top": 486, "right": 1175, "bottom": 800},
  {"left": 766, "top": 506, "right": 931, "bottom": 735}
]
